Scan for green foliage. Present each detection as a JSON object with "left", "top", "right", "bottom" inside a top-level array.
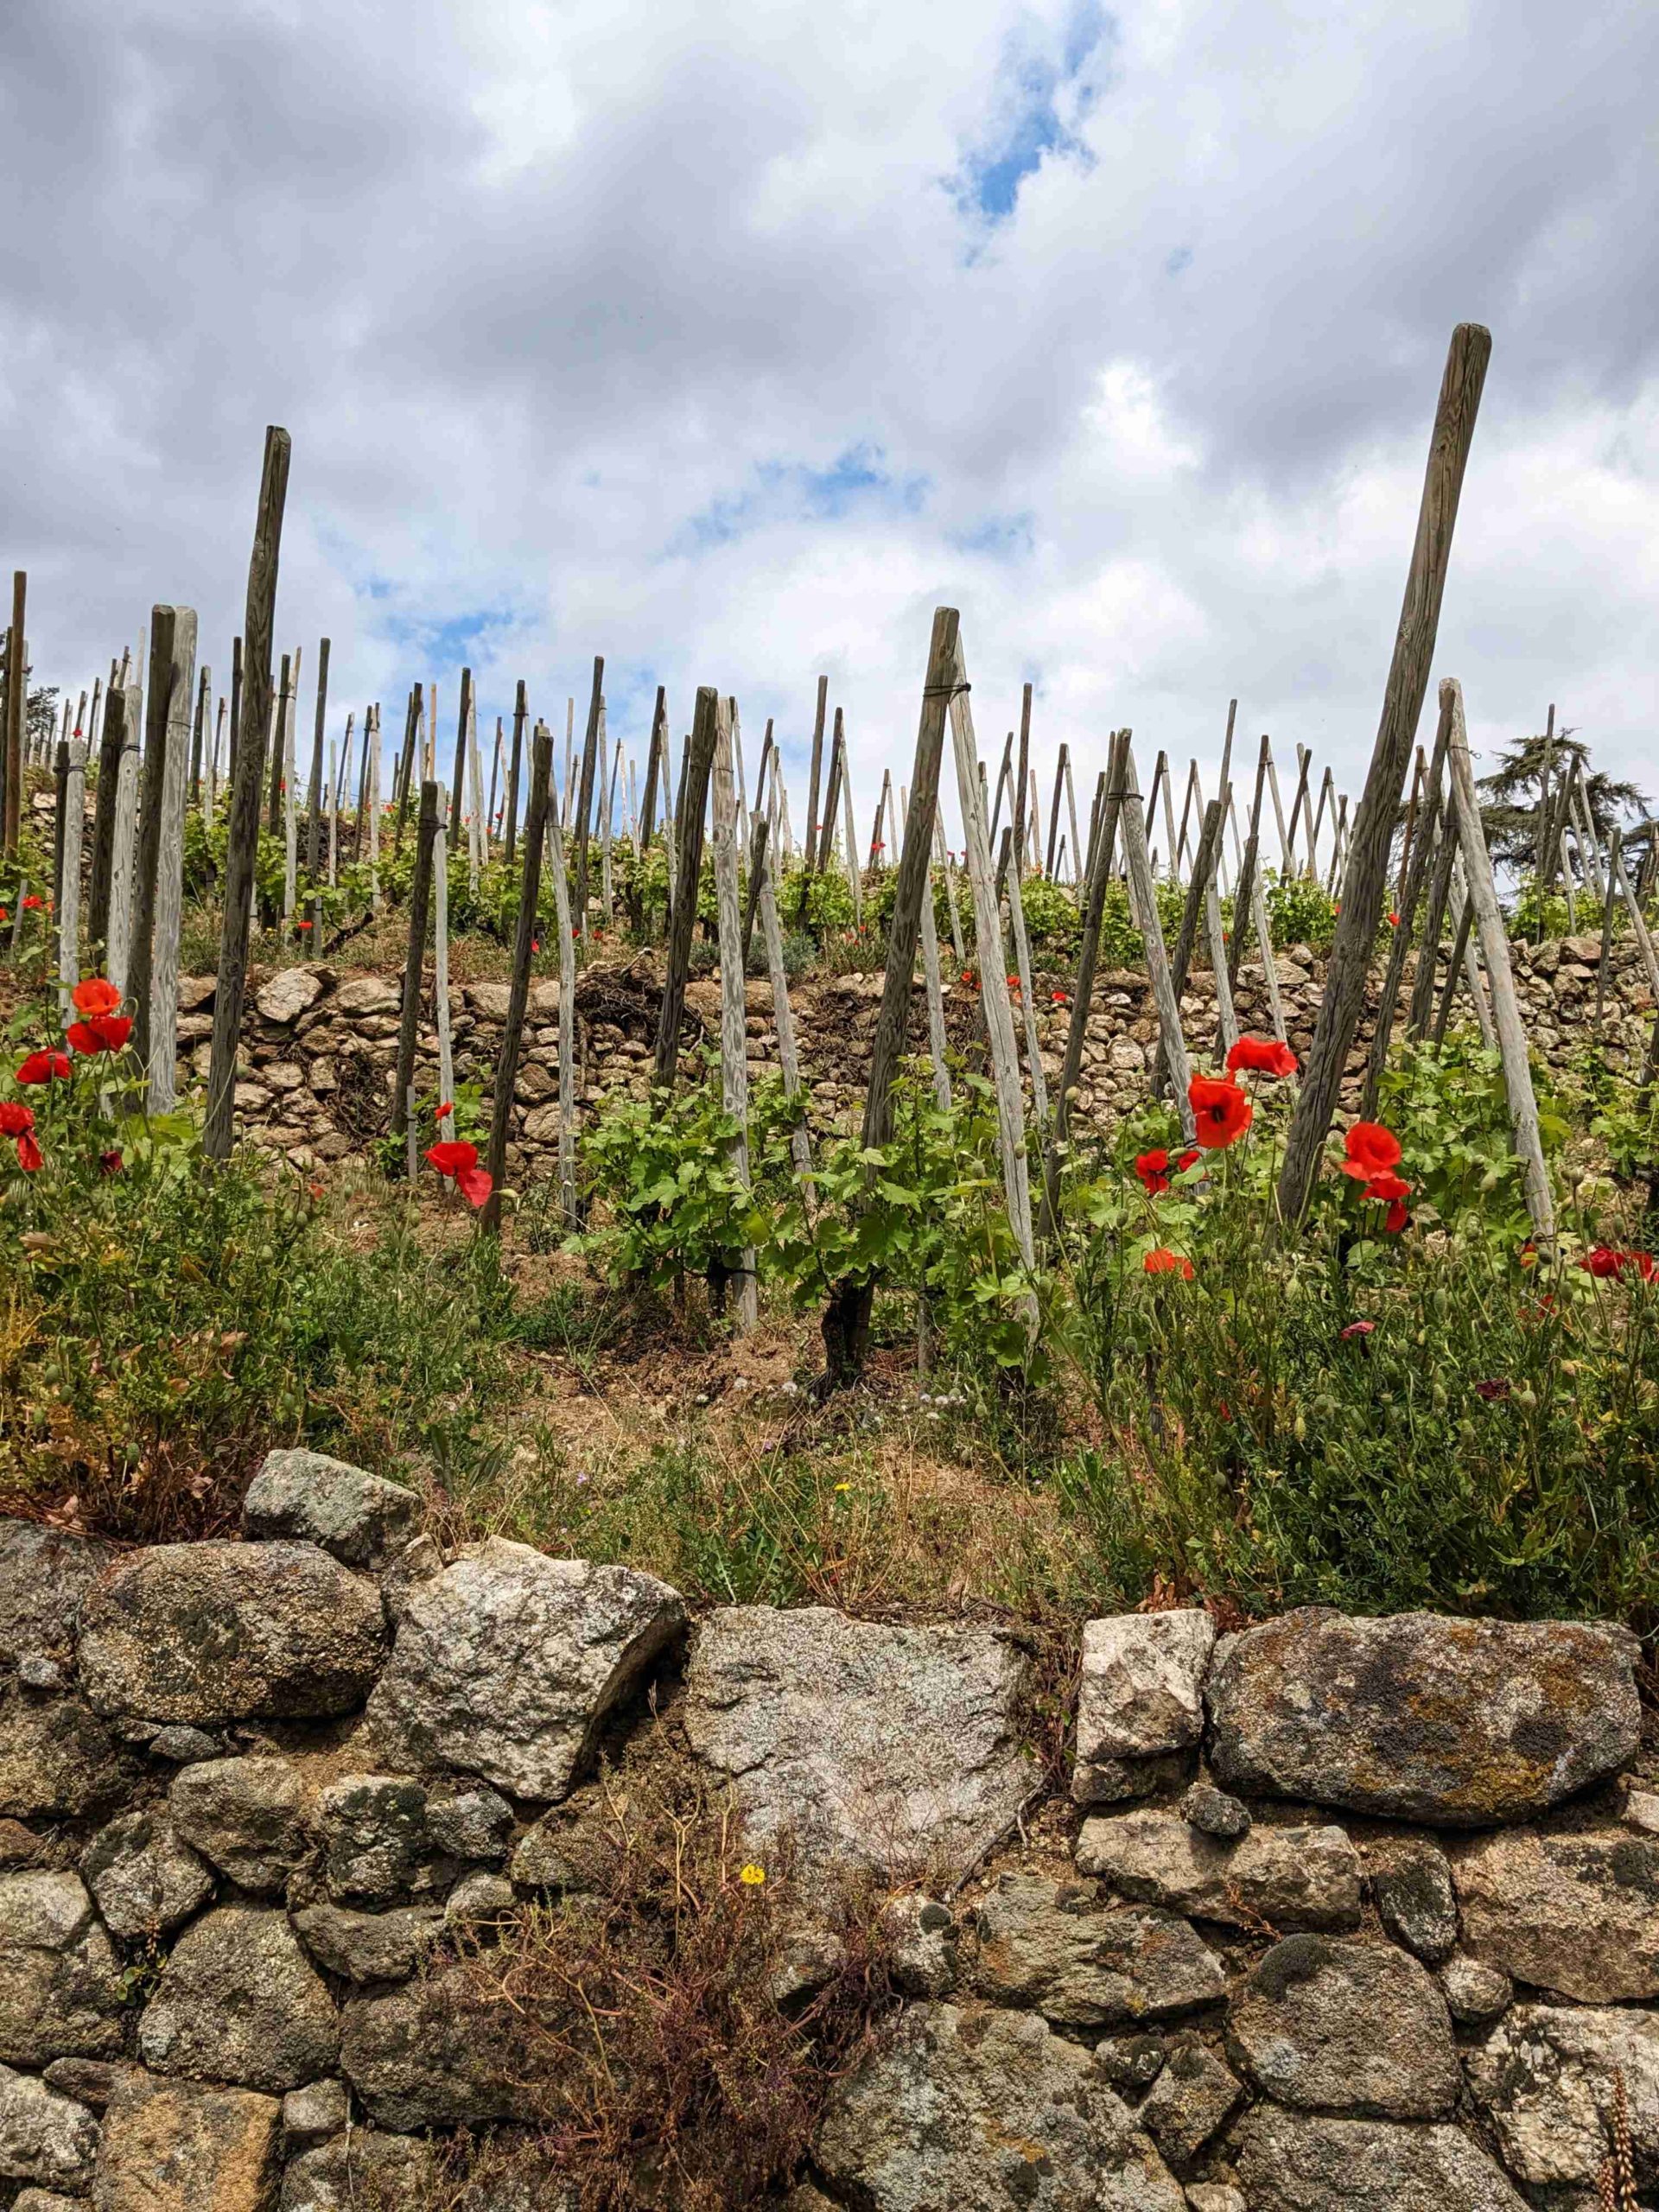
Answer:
[
  {"left": 1016, "top": 875, "right": 1079, "bottom": 952},
  {"left": 1563, "top": 1039, "right": 1659, "bottom": 1183},
  {"left": 1263, "top": 868, "right": 1337, "bottom": 951},
  {"left": 1376, "top": 1036, "right": 1567, "bottom": 1245},
  {"left": 1509, "top": 874, "right": 1573, "bottom": 943}
]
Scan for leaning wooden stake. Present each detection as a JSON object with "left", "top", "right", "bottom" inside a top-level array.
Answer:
[
  {"left": 1044, "top": 731, "right": 1129, "bottom": 1229},
  {"left": 1445, "top": 678, "right": 1554, "bottom": 1239},
  {"left": 543, "top": 740, "right": 580, "bottom": 1228},
  {"left": 88, "top": 685, "right": 129, "bottom": 956},
  {"left": 1360, "top": 685, "right": 1453, "bottom": 1118},
  {"left": 480, "top": 721, "right": 552, "bottom": 1235},
  {"left": 571, "top": 658, "right": 603, "bottom": 950},
  {"left": 3, "top": 571, "right": 24, "bottom": 855},
  {"left": 130, "top": 607, "right": 199, "bottom": 1105},
  {"left": 305, "top": 639, "right": 329, "bottom": 932},
  {"left": 391, "top": 782, "right": 440, "bottom": 1147},
  {"left": 1150, "top": 798, "right": 1222, "bottom": 1096},
  {"left": 105, "top": 688, "right": 143, "bottom": 1000},
  {"left": 654, "top": 688, "right": 719, "bottom": 1091},
  {"left": 1277, "top": 323, "right": 1491, "bottom": 1226},
  {"left": 1005, "top": 840, "right": 1048, "bottom": 1125},
  {"left": 433, "top": 791, "right": 454, "bottom": 1110},
  {"left": 207, "top": 429, "right": 290, "bottom": 1157},
  {"left": 1122, "top": 743, "right": 1198, "bottom": 1143},
  {"left": 504, "top": 679, "right": 528, "bottom": 867},
  {"left": 56, "top": 740, "right": 88, "bottom": 1014},
  {"left": 754, "top": 773, "right": 811, "bottom": 1172},
  {"left": 711, "top": 698, "right": 758, "bottom": 1332}
]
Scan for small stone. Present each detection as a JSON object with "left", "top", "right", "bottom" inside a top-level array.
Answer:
[
  {"left": 683, "top": 1605, "right": 1035, "bottom": 1884},
  {"left": 94, "top": 2071, "right": 282, "bottom": 2212},
  {"left": 509, "top": 1796, "right": 614, "bottom": 1892},
  {"left": 168, "top": 1756, "right": 308, "bottom": 1895},
  {"left": 0, "top": 1692, "right": 137, "bottom": 1819},
  {"left": 1451, "top": 1826, "right": 1659, "bottom": 2002},
  {"left": 445, "top": 1871, "right": 517, "bottom": 1925},
  {"left": 1370, "top": 1838, "right": 1458, "bottom": 1963},
  {"left": 0, "top": 1821, "right": 38, "bottom": 1864},
  {"left": 881, "top": 1894, "right": 959, "bottom": 1999},
  {"left": 16, "top": 1656, "right": 65, "bottom": 1693},
  {"left": 0, "top": 1519, "right": 114, "bottom": 1671},
  {"left": 379, "top": 1533, "right": 443, "bottom": 1624},
  {"left": 425, "top": 1783, "right": 515, "bottom": 1861},
  {"left": 1185, "top": 2189, "right": 1245, "bottom": 2212},
  {"left": 1465, "top": 2000, "right": 1659, "bottom": 2192},
  {"left": 812, "top": 2000, "right": 1185, "bottom": 2209},
  {"left": 279, "top": 2131, "right": 440, "bottom": 2209},
  {"left": 242, "top": 1449, "right": 421, "bottom": 1571},
  {"left": 280, "top": 2076, "right": 349, "bottom": 2151},
  {"left": 1098, "top": 2035, "right": 1167, "bottom": 2093},
  {"left": 148, "top": 1726, "right": 220, "bottom": 1764},
  {"left": 1438, "top": 1952, "right": 1512, "bottom": 2026},
  {"left": 78, "top": 1541, "right": 386, "bottom": 1727},
  {"left": 1077, "top": 1810, "right": 1362, "bottom": 1932},
  {"left": 1624, "top": 1786, "right": 1659, "bottom": 1834},
  {"left": 40, "top": 2056, "right": 137, "bottom": 2109},
  {"left": 13, "top": 2191, "right": 85, "bottom": 2212},
  {"left": 1180, "top": 1783, "right": 1250, "bottom": 1840},
  {"left": 1206, "top": 1608, "right": 1640, "bottom": 1826},
  {"left": 1073, "top": 1611, "right": 1216, "bottom": 1806},
  {"left": 0, "top": 1872, "right": 124, "bottom": 2065},
  {"left": 290, "top": 1903, "right": 443, "bottom": 1983},
  {"left": 1230, "top": 2108, "right": 1527, "bottom": 2210},
  {"left": 973, "top": 1872, "right": 1226, "bottom": 2027},
  {"left": 366, "top": 1540, "right": 686, "bottom": 1802},
  {"left": 0, "top": 2062, "right": 99, "bottom": 2189},
  {"left": 79, "top": 1809, "right": 214, "bottom": 1939},
  {"left": 139, "top": 1905, "right": 339, "bottom": 2094},
  {"left": 314, "top": 1774, "right": 445, "bottom": 1905},
  {"left": 1135, "top": 2033, "right": 1243, "bottom": 2172},
  {"left": 255, "top": 969, "right": 325, "bottom": 1023},
  {"left": 334, "top": 976, "right": 400, "bottom": 1017},
  {"left": 1228, "top": 1935, "right": 1459, "bottom": 2120}
]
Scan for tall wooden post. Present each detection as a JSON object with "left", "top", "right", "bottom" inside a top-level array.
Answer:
[
  {"left": 712, "top": 698, "right": 758, "bottom": 1331},
  {"left": 571, "top": 657, "right": 602, "bottom": 949},
  {"left": 305, "top": 639, "right": 329, "bottom": 930},
  {"left": 2, "top": 573, "right": 25, "bottom": 854},
  {"left": 504, "top": 679, "right": 528, "bottom": 867},
  {"left": 480, "top": 723, "right": 552, "bottom": 1235},
  {"left": 391, "top": 782, "right": 439, "bottom": 1144},
  {"left": 1277, "top": 323, "right": 1491, "bottom": 1226},
  {"left": 131, "top": 607, "right": 198, "bottom": 1104},
  {"left": 654, "top": 688, "right": 718, "bottom": 1091}
]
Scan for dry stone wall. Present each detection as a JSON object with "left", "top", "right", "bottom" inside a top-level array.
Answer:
[
  {"left": 1, "top": 1460, "right": 1656, "bottom": 2209},
  {"left": 169, "top": 933, "right": 1655, "bottom": 1174}
]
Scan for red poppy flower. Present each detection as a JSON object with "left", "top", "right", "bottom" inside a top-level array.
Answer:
[
  {"left": 1473, "top": 1378, "right": 1510, "bottom": 1401},
  {"left": 67, "top": 1014, "right": 132, "bottom": 1055},
  {"left": 1382, "top": 1198, "right": 1410, "bottom": 1234},
  {"left": 22, "top": 895, "right": 42, "bottom": 911},
  {"left": 1389, "top": 912, "right": 1401, "bottom": 928},
  {"left": 1135, "top": 1148, "right": 1174, "bottom": 1194},
  {"left": 0, "top": 1103, "right": 32, "bottom": 1136},
  {"left": 16, "top": 1131, "right": 42, "bottom": 1173},
  {"left": 99, "top": 1149, "right": 124, "bottom": 1176},
  {"left": 0, "top": 910, "right": 8, "bottom": 923},
  {"left": 1144, "top": 1247, "right": 1194, "bottom": 1279},
  {"left": 1052, "top": 990, "right": 1068, "bottom": 1004},
  {"left": 1581, "top": 1247, "right": 1656, "bottom": 1281},
  {"left": 1340, "top": 1319, "right": 1376, "bottom": 1338},
  {"left": 72, "top": 978, "right": 121, "bottom": 1016},
  {"left": 16, "top": 1051, "right": 71, "bottom": 1085},
  {"left": 435, "top": 1101, "right": 454, "bottom": 1120},
  {"left": 425, "top": 1138, "right": 493, "bottom": 1209},
  {"left": 1341, "top": 1121, "right": 1402, "bottom": 1182},
  {"left": 1363, "top": 1170, "right": 1412, "bottom": 1204},
  {"left": 1188, "top": 1074, "right": 1252, "bottom": 1149},
  {"left": 296, "top": 919, "right": 314, "bottom": 931},
  {"left": 1226, "top": 1035, "right": 1299, "bottom": 1078}
]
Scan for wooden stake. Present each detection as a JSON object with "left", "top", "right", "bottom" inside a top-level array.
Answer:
[
  {"left": 571, "top": 658, "right": 602, "bottom": 950},
  {"left": 654, "top": 688, "right": 718, "bottom": 1090},
  {"left": 755, "top": 770, "right": 810, "bottom": 1171},
  {"left": 57, "top": 739, "right": 87, "bottom": 1014},
  {"left": 433, "top": 790, "right": 454, "bottom": 1110},
  {"left": 305, "top": 639, "right": 329, "bottom": 931},
  {"left": 3, "top": 572, "right": 24, "bottom": 855},
  {"left": 1044, "top": 732, "right": 1130, "bottom": 1224},
  {"left": 450, "top": 667, "right": 472, "bottom": 841},
  {"left": 711, "top": 697, "right": 758, "bottom": 1332},
  {"left": 130, "top": 607, "right": 198, "bottom": 1105},
  {"left": 88, "top": 683, "right": 129, "bottom": 954},
  {"left": 481, "top": 720, "right": 553, "bottom": 1234},
  {"left": 1122, "top": 744, "right": 1197, "bottom": 1142},
  {"left": 542, "top": 733, "right": 580, "bottom": 1227},
  {"left": 1151, "top": 796, "right": 1222, "bottom": 1096},
  {"left": 105, "top": 688, "right": 142, "bottom": 1000},
  {"left": 504, "top": 678, "right": 528, "bottom": 867},
  {"left": 391, "top": 781, "right": 439, "bottom": 1144},
  {"left": 1361, "top": 686, "right": 1453, "bottom": 1117},
  {"left": 1277, "top": 323, "right": 1491, "bottom": 1225}
]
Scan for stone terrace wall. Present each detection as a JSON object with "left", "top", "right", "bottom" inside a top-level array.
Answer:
[
  {"left": 1, "top": 1459, "right": 1656, "bottom": 2208},
  {"left": 175, "top": 932, "right": 1654, "bottom": 1174}
]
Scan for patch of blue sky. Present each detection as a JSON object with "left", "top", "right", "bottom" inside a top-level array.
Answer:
[
  {"left": 669, "top": 444, "right": 930, "bottom": 556},
  {"left": 1166, "top": 245, "right": 1193, "bottom": 276},
  {"left": 950, "top": 1, "right": 1115, "bottom": 228},
  {"left": 950, "top": 512, "right": 1036, "bottom": 561}
]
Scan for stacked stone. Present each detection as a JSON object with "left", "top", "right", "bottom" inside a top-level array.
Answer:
[
  {"left": 2, "top": 1473, "right": 1656, "bottom": 2206},
  {"left": 166, "top": 931, "right": 1654, "bottom": 1177}
]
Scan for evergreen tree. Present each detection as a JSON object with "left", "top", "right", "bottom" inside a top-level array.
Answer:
[{"left": 1477, "top": 730, "right": 1647, "bottom": 873}]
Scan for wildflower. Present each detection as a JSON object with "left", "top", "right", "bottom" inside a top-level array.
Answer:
[
  {"left": 1135, "top": 1147, "right": 1200, "bottom": 1196},
  {"left": 1145, "top": 1247, "right": 1194, "bottom": 1279},
  {"left": 1340, "top": 1319, "right": 1376, "bottom": 1339},
  {"left": 1362, "top": 1170, "right": 1411, "bottom": 1205},
  {"left": 1382, "top": 1198, "right": 1410, "bottom": 1234},
  {"left": 1052, "top": 990, "right": 1068, "bottom": 1004},
  {"left": 1389, "top": 912, "right": 1401, "bottom": 928},
  {"left": 0, "top": 1103, "right": 33, "bottom": 1137},
  {"left": 22, "top": 895, "right": 42, "bottom": 911},
  {"left": 99, "top": 1150, "right": 124, "bottom": 1176},
  {"left": 16, "top": 1050, "right": 71, "bottom": 1085},
  {"left": 1582, "top": 1247, "right": 1656, "bottom": 1281},
  {"left": 435, "top": 1100, "right": 454, "bottom": 1120},
  {"left": 738, "top": 1863, "right": 766, "bottom": 1886},
  {"left": 1188, "top": 1073, "right": 1252, "bottom": 1149},
  {"left": 1226, "top": 1034, "right": 1298, "bottom": 1078},
  {"left": 296, "top": 919, "right": 314, "bottom": 932},
  {"left": 16, "top": 1130, "right": 42, "bottom": 1173},
  {"left": 424, "top": 1137, "right": 493, "bottom": 1209},
  {"left": 67, "top": 1014, "right": 132, "bottom": 1055},
  {"left": 1007, "top": 973, "right": 1020, "bottom": 991},
  {"left": 834, "top": 1480, "right": 851, "bottom": 1492},
  {"left": 1473, "top": 1379, "right": 1511, "bottom": 1401},
  {"left": 72, "top": 978, "right": 121, "bottom": 1016},
  {"left": 307, "top": 1179, "right": 325, "bottom": 1201},
  {"left": 1340, "top": 1121, "right": 1402, "bottom": 1183}
]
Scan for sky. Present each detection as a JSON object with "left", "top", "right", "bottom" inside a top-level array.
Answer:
[{"left": 4, "top": 0, "right": 1656, "bottom": 850}]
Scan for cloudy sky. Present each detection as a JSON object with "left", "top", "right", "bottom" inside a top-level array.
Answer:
[{"left": 5, "top": 0, "right": 1656, "bottom": 846}]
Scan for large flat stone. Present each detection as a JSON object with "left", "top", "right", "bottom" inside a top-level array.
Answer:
[
  {"left": 365, "top": 1539, "right": 685, "bottom": 1801},
  {"left": 79, "top": 1811, "right": 214, "bottom": 1939},
  {"left": 279, "top": 2131, "right": 441, "bottom": 2209},
  {"left": 0, "top": 1521, "right": 115, "bottom": 1670},
  {"left": 1451, "top": 1827, "right": 1659, "bottom": 2001},
  {"left": 1206, "top": 1608, "right": 1639, "bottom": 1826},
  {"left": 0, "top": 2063, "right": 99, "bottom": 2190},
  {"left": 683, "top": 1606, "right": 1036, "bottom": 1883},
  {"left": 0, "top": 1693, "right": 137, "bottom": 1820},
  {"left": 1465, "top": 2001, "right": 1659, "bottom": 2192},
  {"left": 168, "top": 1756, "right": 308, "bottom": 1894},
  {"left": 1073, "top": 1611, "right": 1215, "bottom": 1803},
  {"left": 340, "top": 1966, "right": 536, "bottom": 2129},
  {"left": 92, "top": 2071, "right": 280, "bottom": 2212},
  {"left": 138, "top": 1906, "right": 338, "bottom": 2094},
  {"left": 812, "top": 2000, "right": 1185, "bottom": 2209},
  {"left": 972, "top": 1872, "right": 1225, "bottom": 2027},
  {"left": 1228, "top": 1935, "right": 1459, "bottom": 2118},
  {"left": 242, "top": 1449, "right": 420, "bottom": 1570},
  {"left": 78, "top": 1542, "right": 385, "bottom": 1726},
  {"left": 1076, "top": 1810, "right": 1362, "bottom": 1931},
  {"left": 1230, "top": 2108, "right": 1529, "bottom": 2209}
]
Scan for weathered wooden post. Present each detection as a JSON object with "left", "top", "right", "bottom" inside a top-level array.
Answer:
[
  {"left": 754, "top": 771, "right": 812, "bottom": 1167},
  {"left": 504, "top": 679, "right": 529, "bottom": 867},
  {"left": 391, "top": 781, "right": 439, "bottom": 1150},
  {"left": 56, "top": 740, "right": 88, "bottom": 1013},
  {"left": 571, "top": 658, "right": 602, "bottom": 950},
  {"left": 1150, "top": 798, "right": 1223, "bottom": 1094},
  {"left": 2, "top": 572, "right": 24, "bottom": 855},
  {"left": 543, "top": 733, "right": 580, "bottom": 1227},
  {"left": 130, "top": 607, "right": 199, "bottom": 1107},
  {"left": 207, "top": 429, "right": 291, "bottom": 1157},
  {"left": 1361, "top": 690, "right": 1452, "bottom": 1116},
  {"left": 654, "top": 687, "right": 718, "bottom": 1091},
  {"left": 1044, "top": 731, "right": 1129, "bottom": 1228},
  {"left": 433, "top": 789, "right": 454, "bottom": 1109},
  {"left": 105, "top": 687, "right": 143, "bottom": 999},
  {"left": 88, "top": 684, "right": 129, "bottom": 955},
  {"left": 1277, "top": 324, "right": 1491, "bottom": 1226},
  {"left": 710, "top": 698, "right": 759, "bottom": 1332},
  {"left": 305, "top": 639, "right": 329, "bottom": 932},
  {"left": 480, "top": 720, "right": 553, "bottom": 1236},
  {"left": 798, "top": 673, "right": 828, "bottom": 920},
  {"left": 1122, "top": 744, "right": 1197, "bottom": 1142}
]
